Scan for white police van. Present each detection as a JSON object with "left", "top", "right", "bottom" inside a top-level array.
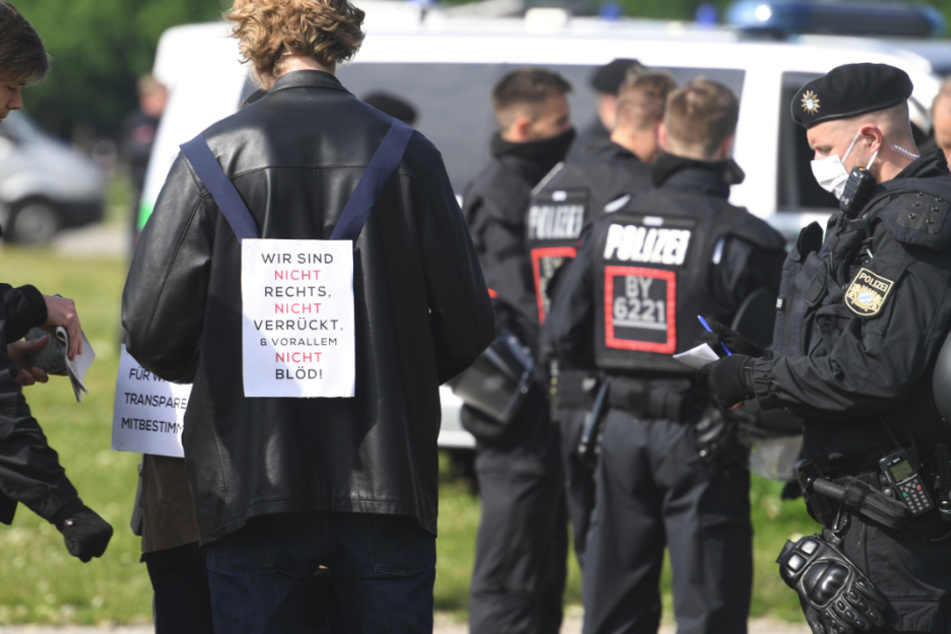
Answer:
[{"left": 138, "top": 0, "right": 951, "bottom": 454}]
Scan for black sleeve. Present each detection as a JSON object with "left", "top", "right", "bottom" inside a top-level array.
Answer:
[
  {"left": 0, "top": 357, "right": 79, "bottom": 524},
  {"left": 548, "top": 232, "right": 598, "bottom": 370},
  {"left": 0, "top": 284, "right": 47, "bottom": 343},
  {"left": 752, "top": 230, "right": 951, "bottom": 417}
]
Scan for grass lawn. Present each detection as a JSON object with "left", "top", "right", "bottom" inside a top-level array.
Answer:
[{"left": 0, "top": 242, "right": 819, "bottom": 626}]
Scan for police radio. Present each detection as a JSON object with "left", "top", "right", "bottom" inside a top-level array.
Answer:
[
  {"left": 878, "top": 448, "right": 935, "bottom": 516},
  {"left": 839, "top": 167, "right": 876, "bottom": 218}
]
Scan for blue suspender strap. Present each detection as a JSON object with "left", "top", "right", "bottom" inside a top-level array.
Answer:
[
  {"left": 179, "top": 117, "right": 413, "bottom": 243},
  {"left": 180, "top": 135, "right": 260, "bottom": 241},
  {"left": 330, "top": 118, "right": 414, "bottom": 241}
]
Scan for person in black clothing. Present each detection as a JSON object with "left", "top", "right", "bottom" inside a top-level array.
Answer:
[
  {"left": 121, "top": 74, "right": 167, "bottom": 244},
  {"left": 703, "top": 63, "right": 951, "bottom": 633},
  {"left": 565, "top": 58, "right": 645, "bottom": 164},
  {"left": 0, "top": 1, "right": 112, "bottom": 564},
  {"left": 528, "top": 70, "right": 677, "bottom": 570},
  {"left": 461, "top": 68, "right": 574, "bottom": 634},
  {"left": 550, "top": 78, "right": 786, "bottom": 634},
  {"left": 363, "top": 91, "right": 417, "bottom": 127}
]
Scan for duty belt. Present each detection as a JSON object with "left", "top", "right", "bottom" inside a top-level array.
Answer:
[
  {"left": 605, "top": 376, "right": 701, "bottom": 422},
  {"left": 553, "top": 369, "right": 591, "bottom": 409}
]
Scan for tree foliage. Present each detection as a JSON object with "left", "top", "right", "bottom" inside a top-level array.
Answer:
[{"left": 18, "top": 0, "right": 225, "bottom": 139}]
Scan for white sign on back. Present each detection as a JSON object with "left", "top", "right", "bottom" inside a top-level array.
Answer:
[
  {"left": 111, "top": 346, "right": 189, "bottom": 458},
  {"left": 241, "top": 238, "right": 356, "bottom": 398}
]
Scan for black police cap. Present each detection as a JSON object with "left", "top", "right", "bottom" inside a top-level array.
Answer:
[
  {"left": 363, "top": 92, "right": 417, "bottom": 125},
  {"left": 590, "top": 58, "right": 646, "bottom": 95},
  {"left": 791, "top": 63, "right": 913, "bottom": 129}
]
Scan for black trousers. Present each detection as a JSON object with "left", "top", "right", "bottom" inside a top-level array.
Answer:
[
  {"left": 831, "top": 512, "right": 951, "bottom": 632},
  {"left": 582, "top": 408, "right": 752, "bottom": 634},
  {"left": 469, "top": 389, "right": 568, "bottom": 634},
  {"left": 143, "top": 542, "right": 214, "bottom": 634},
  {"left": 559, "top": 405, "right": 597, "bottom": 570}
]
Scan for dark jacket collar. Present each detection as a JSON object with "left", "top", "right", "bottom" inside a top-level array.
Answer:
[
  {"left": 490, "top": 128, "right": 576, "bottom": 175},
  {"left": 581, "top": 135, "right": 640, "bottom": 165},
  {"left": 652, "top": 152, "right": 744, "bottom": 198},
  {"left": 893, "top": 147, "right": 949, "bottom": 180},
  {"left": 268, "top": 69, "right": 351, "bottom": 95}
]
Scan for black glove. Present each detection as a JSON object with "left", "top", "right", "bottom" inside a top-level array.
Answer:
[
  {"left": 698, "top": 316, "right": 765, "bottom": 358},
  {"left": 777, "top": 535, "right": 887, "bottom": 633},
  {"left": 693, "top": 405, "right": 747, "bottom": 466},
  {"left": 697, "top": 354, "right": 754, "bottom": 408},
  {"left": 52, "top": 500, "right": 114, "bottom": 562}
]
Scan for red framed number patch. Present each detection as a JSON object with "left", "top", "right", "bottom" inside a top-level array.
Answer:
[
  {"left": 604, "top": 266, "right": 676, "bottom": 353},
  {"left": 532, "top": 246, "right": 577, "bottom": 324}
]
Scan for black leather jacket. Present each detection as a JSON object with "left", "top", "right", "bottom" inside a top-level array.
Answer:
[{"left": 123, "top": 70, "right": 494, "bottom": 543}]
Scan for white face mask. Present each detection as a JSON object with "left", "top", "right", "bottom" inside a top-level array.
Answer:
[{"left": 810, "top": 132, "right": 863, "bottom": 199}]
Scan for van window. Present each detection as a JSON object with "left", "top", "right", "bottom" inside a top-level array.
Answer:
[
  {"left": 777, "top": 71, "right": 838, "bottom": 214},
  {"left": 337, "top": 63, "right": 744, "bottom": 195}
]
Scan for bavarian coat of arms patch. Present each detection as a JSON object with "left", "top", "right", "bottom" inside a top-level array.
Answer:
[{"left": 845, "top": 268, "right": 895, "bottom": 317}]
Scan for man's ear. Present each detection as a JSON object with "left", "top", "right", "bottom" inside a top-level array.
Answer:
[
  {"left": 717, "top": 134, "right": 735, "bottom": 160},
  {"left": 859, "top": 123, "right": 884, "bottom": 155},
  {"left": 505, "top": 115, "right": 532, "bottom": 143},
  {"left": 658, "top": 121, "right": 669, "bottom": 151}
]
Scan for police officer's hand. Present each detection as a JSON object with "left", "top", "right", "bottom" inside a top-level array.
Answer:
[
  {"left": 698, "top": 316, "right": 764, "bottom": 357},
  {"left": 777, "top": 535, "right": 887, "bottom": 633},
  {"left": 697, "top": 354, "right": 754, "bottom": 408},
  {"left": 52, "top": 500, "right": 114, "bottom": 562}
]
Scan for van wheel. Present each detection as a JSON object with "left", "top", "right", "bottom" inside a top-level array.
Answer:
[{"left": 8, "top": 200, "right": 61, "bottom": 245}]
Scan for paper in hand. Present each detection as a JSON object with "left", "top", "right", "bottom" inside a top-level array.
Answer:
[
  {"left": 25, "top": 326, "right": 95, "bottom": 402},
  {"left": 672, "top": 343, "right": 720, "bottom": 370}
]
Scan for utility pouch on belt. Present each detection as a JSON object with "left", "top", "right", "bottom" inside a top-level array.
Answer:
[
  {"left": 795, "top": 459, "right": 909, "bottom": 531},
  {"left": 449, "top": 329, "right": 535, "bottom": 426}
]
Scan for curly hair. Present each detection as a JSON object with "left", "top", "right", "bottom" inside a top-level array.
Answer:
[
  {"left": 0, "top": 2, "right": 50, "bottom": 84},
  {"left": 226, "top": 0, "right": 365, "bottom": 79}
]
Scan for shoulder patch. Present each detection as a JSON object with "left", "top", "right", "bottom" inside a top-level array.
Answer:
[{"left": 844, "top": 268, "right": 894, "bottom": 317}]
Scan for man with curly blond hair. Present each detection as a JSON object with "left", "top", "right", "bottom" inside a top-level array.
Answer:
[{"left": 123, "top": 0, "right": 494, "bottom": 631}]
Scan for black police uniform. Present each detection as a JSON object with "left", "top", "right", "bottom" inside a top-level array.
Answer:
[
  {"left": 550, "top": 154, "right": 786, "bottom": 634},
  {"left": 527, "top": 135, "right": 652, "bottom": 568},
  {"left": 752, "top": 149, "right": 951, "bottom": 632},
  {"left": 461, "top": 129, "right": 574, "bottom": 634}
]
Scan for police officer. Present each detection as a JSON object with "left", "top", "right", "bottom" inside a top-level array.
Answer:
[
  {"left": 702, "top": 63, "right": 951, "bottom": 633},
  {"left": 461, "top": 68, "right": 574, "bottom": 634},
  {"left": 549, "top": 78, "right": 786, "bottom": 634},
  {"left": 528, "top": 70, "right": 677, "bottom": 569},
  {"left": 566, "top": 58, "right": 645, "bottom": 164}
]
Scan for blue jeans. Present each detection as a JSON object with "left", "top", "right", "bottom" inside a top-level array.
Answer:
[{"left": 205, "top": 511, "right": 436, "bottom": 634}]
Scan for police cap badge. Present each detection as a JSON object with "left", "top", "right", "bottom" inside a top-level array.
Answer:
[{"left": 791, "top": 63, "right": 913, "bottom": 129}]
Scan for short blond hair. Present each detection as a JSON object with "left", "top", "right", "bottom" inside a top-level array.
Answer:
[
  {"left": 615, "top": 71, "right": 677, "bottom": 131},
  {"left": 664, "top": 78, "right": 738, "bottom": 159},
  {"left": 226, "top": 0, "right": 365, "bottom": 79}
]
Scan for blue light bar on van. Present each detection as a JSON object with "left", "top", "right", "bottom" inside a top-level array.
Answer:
[{"left": 726, "top": 1, "right": 945, "bottom": 38}]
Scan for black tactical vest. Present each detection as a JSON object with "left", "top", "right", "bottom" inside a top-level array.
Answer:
[
  {"left": 526, "top": 177, "right": 590, "bottom": 324},
  {"left": 526, "top": 151, "right": 651, "bottom": 324},
  {"left": 591, "top": 190, "right": 769, "bottom": 374}
]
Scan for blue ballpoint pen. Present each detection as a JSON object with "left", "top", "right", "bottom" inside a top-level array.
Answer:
[{"left": 697, "top": 315, "right": 732, "bottom": 356}]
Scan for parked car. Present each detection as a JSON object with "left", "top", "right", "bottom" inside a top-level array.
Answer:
[
  {"left": 139, "top": 0, "right": 951, "bottom": 455},
  {"left": 0, "top": 111, "right": 105, "bottom": 245}
]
